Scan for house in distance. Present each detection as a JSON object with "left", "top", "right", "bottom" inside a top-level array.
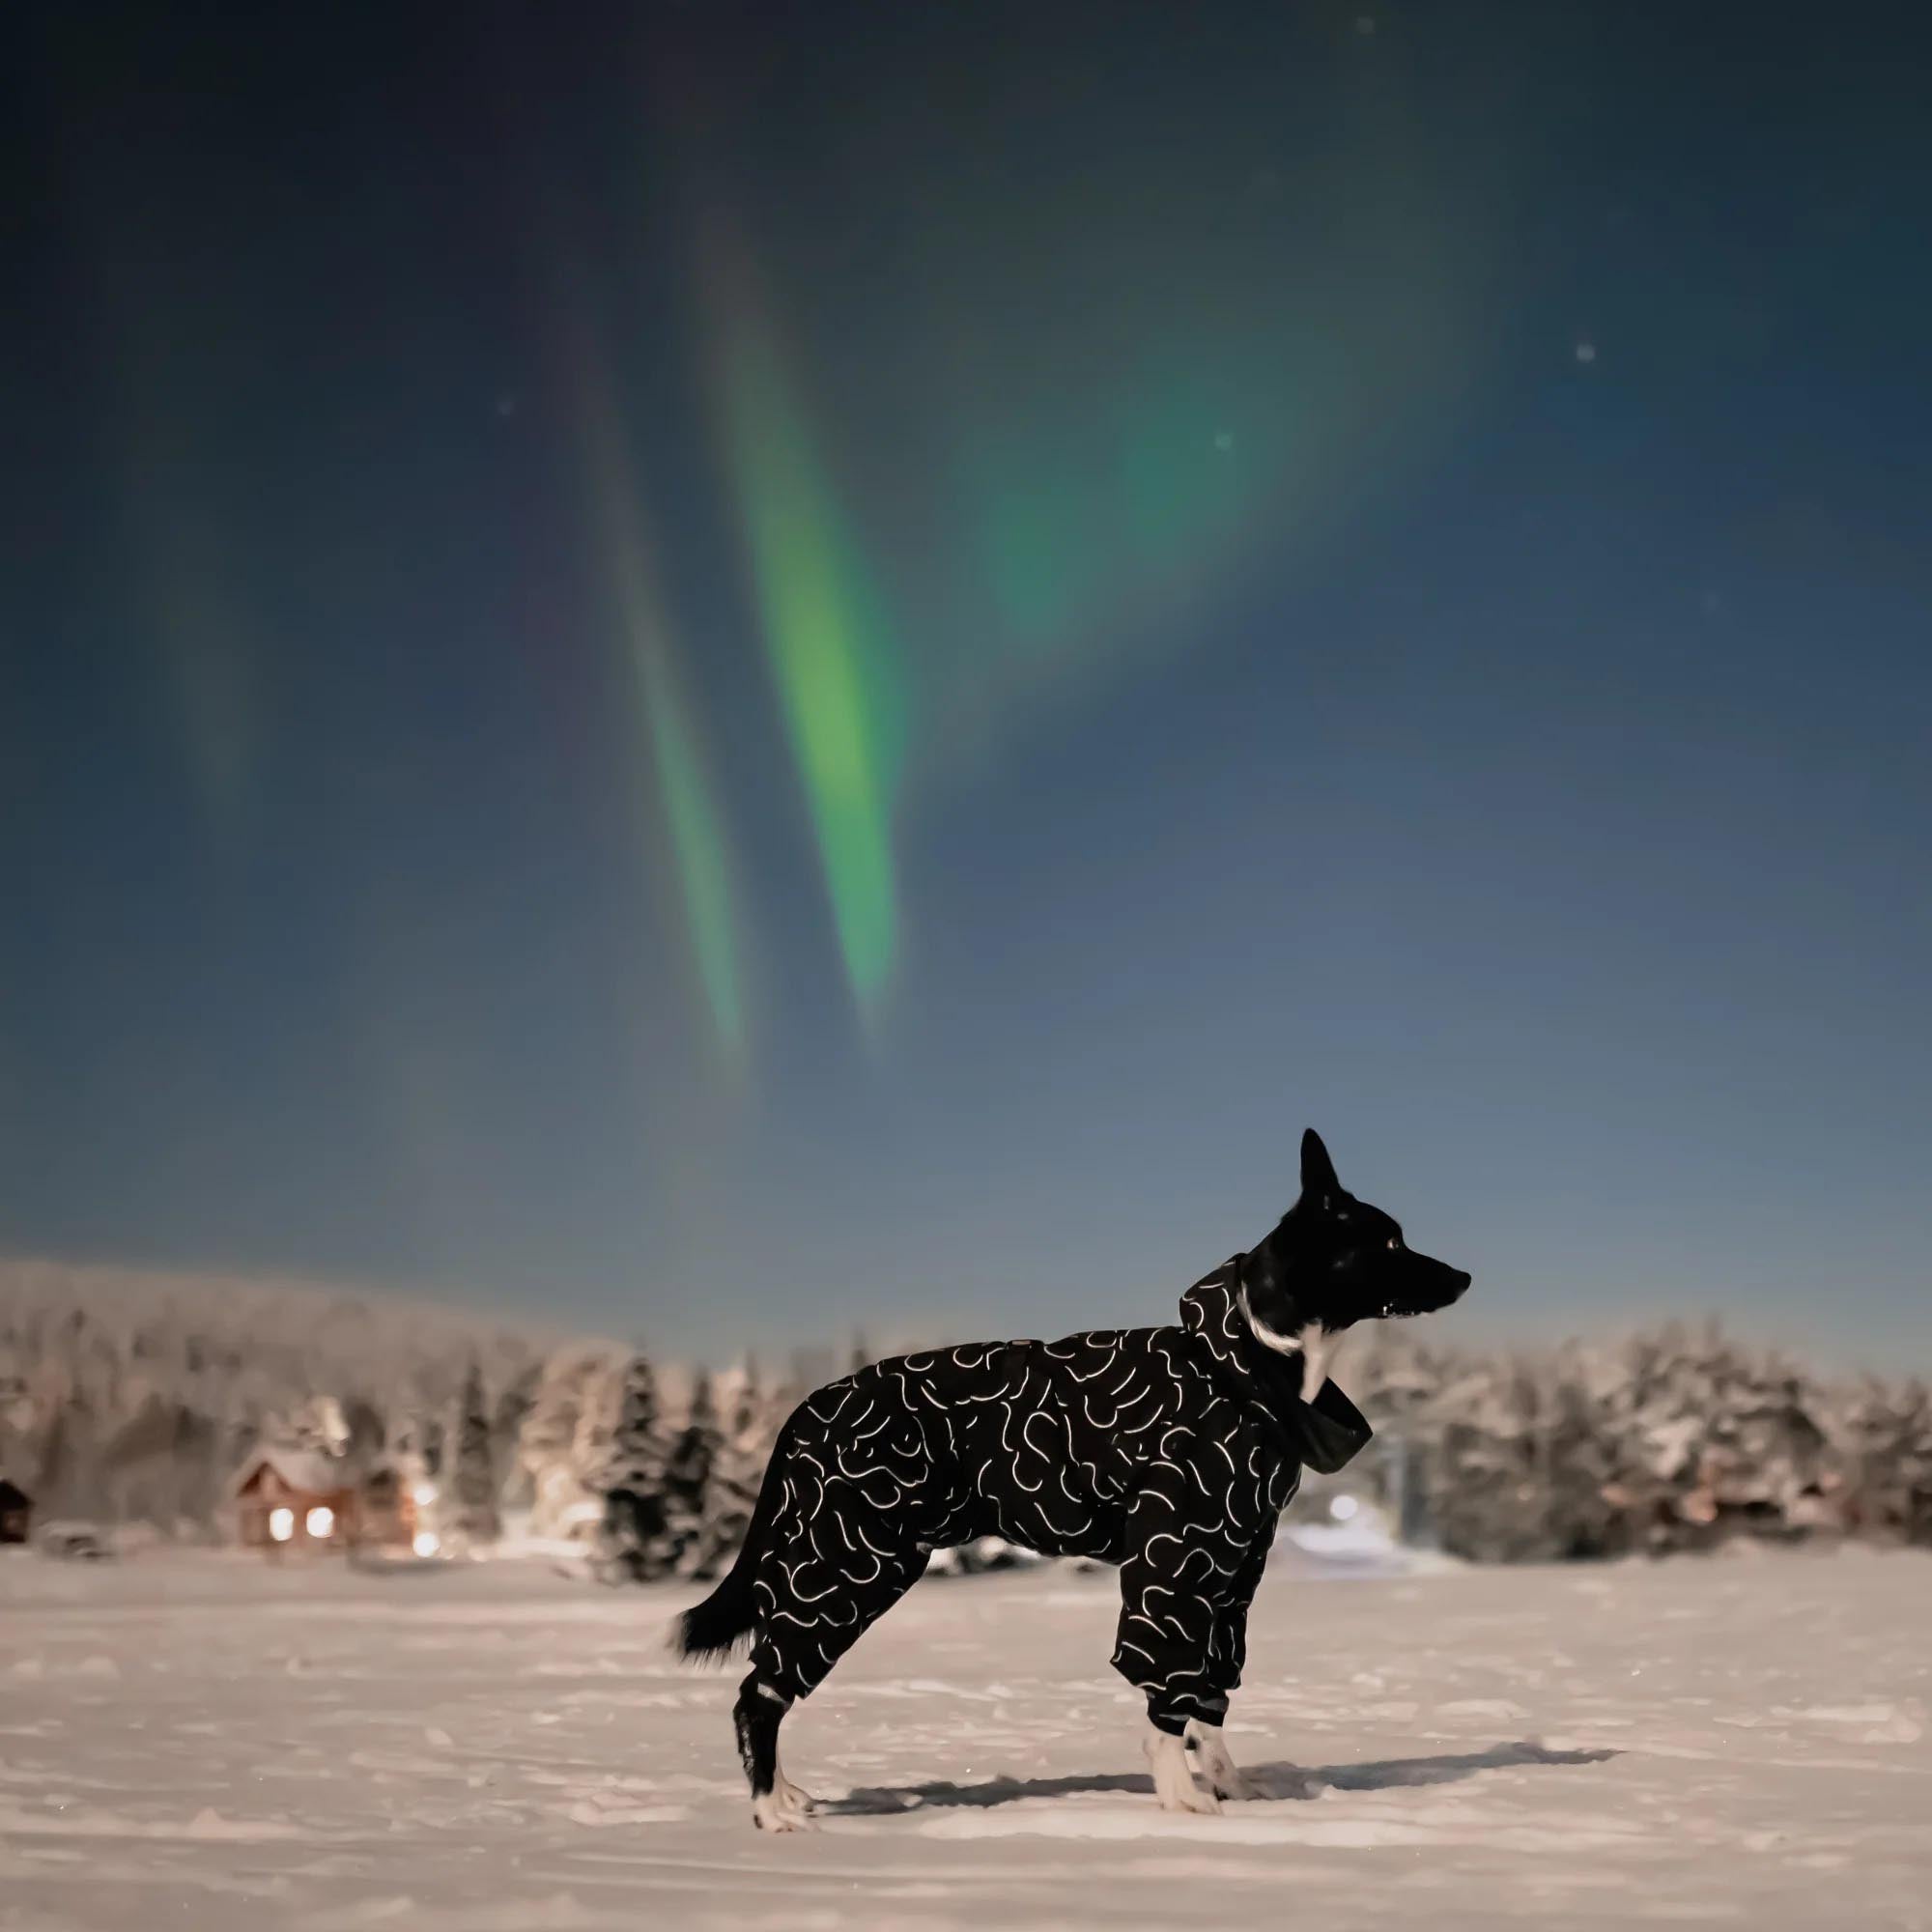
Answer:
[
  {"left": 231, "top": 1448, "right": 356, "bottom": 1553},
  {"left": 229, "top": 1447, "right": 433, "bottom": 1556}
]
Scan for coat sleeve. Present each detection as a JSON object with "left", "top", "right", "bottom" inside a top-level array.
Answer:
[{"left": 1110, "top": 1449, "right": 1247, "bottom": 1733}]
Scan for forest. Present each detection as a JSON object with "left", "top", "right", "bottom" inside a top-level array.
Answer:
[{"left": 3, "top": 1258, "right": 1927, "bottom": 1570}]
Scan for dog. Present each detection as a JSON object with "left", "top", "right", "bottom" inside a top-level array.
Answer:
[{"left": 674, "top": 1129, "right": 1471, "bottom": 1829}]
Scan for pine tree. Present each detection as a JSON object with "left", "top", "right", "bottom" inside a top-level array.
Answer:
[
  {"left": 594, "top": 1351, "right": 676, "bottom": 1582},
  {"left": 662, "top": 1372, "right": 722, "bottom": 1574},
  {"left": 450, "top": 1359, "right": 499, "bottom": 1548},
  {"left": 1540, "top": 1349, "right": 1628, "bottom": 1558},
  {"left": 516, "top": 1347, "right": 614, "bottom": 1540},
  {"left": 492, "top": 1361, "right": 541, "bottom": 1519},
  {"left": 688, "top": 1359, "right": 783, "bottom": 1579},
  {"left": 731, "top": 1356, "right": 764, "bottom": 1439},
  {"left": 1834, "top": 1376, "right": 1932, "bottom": 1545}
]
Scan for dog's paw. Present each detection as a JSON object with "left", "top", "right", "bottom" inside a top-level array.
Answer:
[
  {"left": 752, "top": 1796, "right": 816, "bottom": 1832},
  {"left": 1157, "top": 1775, "right": 1223, "bottom": 1815},
  {"left": 1147, "top": 1728, "right": 1223, "bottom": 1815},
  {"left": 1184, "top": 1719, "right": 1259, "bottom": 1802},
  {"left": 752, "top": 1776, "right": 819, "bottom": 1833}
]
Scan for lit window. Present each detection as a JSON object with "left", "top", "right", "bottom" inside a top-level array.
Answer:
[
  {"left": 305, "top": 1505, "right": 335, "bottom": 1540},
  {"left": 411, "top": 1482, "right": 438, "bottom": 1507},
  {"left": 412, "top": 1529, "right": 440, "bottom": 1558},
  {"left": 269, "top": 1507, "right": 295, "bottom": 1543},
  {"left": 1329, "top": 1494, "right": 1359, "bottom": 1522}
]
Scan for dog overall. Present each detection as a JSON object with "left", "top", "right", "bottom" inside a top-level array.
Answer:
[{"left": 742, "top": 1260, "right": 1373, "bottom": 1736}]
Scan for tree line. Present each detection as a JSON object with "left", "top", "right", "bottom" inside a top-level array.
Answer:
[{"left": 3, "top": 1260, "right": 1927, "bottom": 1569}]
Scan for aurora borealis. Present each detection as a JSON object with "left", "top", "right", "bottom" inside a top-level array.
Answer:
[
  {"left": 8, "top": 4, "right": 1931, "bottom": 1362},
  {"left": 591, "top": 6, "right": 1490, "bottom": 1044},
  {"left": 703, "top": 243, "right": 905, "bottom": 1026}
]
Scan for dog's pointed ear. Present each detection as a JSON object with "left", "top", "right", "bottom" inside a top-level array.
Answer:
[{"left": 1299, "top": 1128, "right": 1342, "bottom": 1209}]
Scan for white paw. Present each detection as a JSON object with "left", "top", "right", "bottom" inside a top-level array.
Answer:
[
  {"left": 1146, "top": 1725, "right": 1223, "bottom": 1814},
  {"left": 1185, "top": 1719, "right": 1260, "bottom": 1802},
  {"left": 752, "top": 1774, "right": 819, "bottom": 1833},
  {"left": 1158, "top": 1772, "right": 1223, "bottom": 1814},
  {"left": 1163, "top": 1776, "right": 1223, "bottom": 1815},
  {"left": 1182, "top": 1731, "right": 1260, "bottom": 1801}
]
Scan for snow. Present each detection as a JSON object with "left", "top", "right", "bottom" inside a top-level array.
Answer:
[
  {"left": 1, "top": 1546, "right": 1928, "bottom": 1930},
  {"left": 229, "top": 1447, "right": 349, "bottom": 1496}
]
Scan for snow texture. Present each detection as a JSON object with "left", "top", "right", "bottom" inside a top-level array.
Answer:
[{"left": 1, "top": 1544, "right": 1926, "bottom": 1929}]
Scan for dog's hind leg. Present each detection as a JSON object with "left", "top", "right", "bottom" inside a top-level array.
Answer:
[
  {"left": 734, "top": 1676, "right": 816, "bottom": 1833},
  {"left": 738, "top": 1533, "right": 931, "bottom": 1830}
]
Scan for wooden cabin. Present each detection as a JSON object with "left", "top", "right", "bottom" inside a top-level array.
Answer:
[
  {"left": 231, "top": 1448, "right": 356, "bottom": 1552},
  {"left": 0, "top": 1477, "right": 30, "bottom": 1545}
]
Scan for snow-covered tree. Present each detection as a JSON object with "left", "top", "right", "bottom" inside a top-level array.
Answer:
[
  {"left": 492, "top": 1360, "right": 541, "bottom": 1519},
  {"left": 1833, "top": 1377, "right": 1932, "bottom": 1543},
  {"left": 684, "top": 1359, "right": 790, "bottom": 1580},
  {"left": 661, "top": 1371, "right": 721, "bottom": 1574},
  {"left": 593, "top": 1352, "right": 677, "bottom": 1583},
  {"left": 449, "top": 1359, "right": 499, "bottom": 1548},
  {"left": 517, "top": 1346, "right": 618, "bottom": 1541}
]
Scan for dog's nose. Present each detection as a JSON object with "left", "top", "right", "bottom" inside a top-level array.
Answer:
[{"left": 1449, "top": 1269, "right": 1472, "bottom": 1295}]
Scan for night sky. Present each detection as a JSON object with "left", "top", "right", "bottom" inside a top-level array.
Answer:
[{"left": 6, "top": 4, "right": 1929, "bottom": 1363}]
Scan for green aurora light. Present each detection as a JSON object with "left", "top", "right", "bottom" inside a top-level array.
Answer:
[
  {"left": 572, "top": 332, "right": 749, "bottom": 1062},
  {"left": 710, "top": 288, "right": 906, "bottom": 1013}
]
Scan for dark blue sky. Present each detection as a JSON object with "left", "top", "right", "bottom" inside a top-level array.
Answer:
[{"left": 6, "top": 4, "right": 1929, "bottom": 1364}]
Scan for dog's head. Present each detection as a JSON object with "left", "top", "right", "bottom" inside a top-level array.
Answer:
[{"left": 1239, "top": 1130, "right": 1471, "bottom": 1361}]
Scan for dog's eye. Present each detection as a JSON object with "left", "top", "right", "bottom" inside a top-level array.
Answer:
[{"left": 1386, "top": 1236, "right": 1403, "bottom": 1250}]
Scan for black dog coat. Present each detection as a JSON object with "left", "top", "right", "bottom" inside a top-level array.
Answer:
[{"left": 746, "top": 1259, "right": 1373, "bottom": 1732}]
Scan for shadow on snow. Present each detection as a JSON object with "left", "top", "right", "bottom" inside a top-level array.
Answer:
[{"left": 829, "top": 1740, "right": 1618, "bottom": 1817}]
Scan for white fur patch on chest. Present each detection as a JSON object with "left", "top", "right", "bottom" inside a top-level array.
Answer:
[
  {"left": 1242, "top": 1299, "right": 1344, "bottom": 1404},
  {"left": 1294, "top": 1323, "right": 1342, "bottom": 1403}
]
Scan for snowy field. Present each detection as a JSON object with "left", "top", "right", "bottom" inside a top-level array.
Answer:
[{"left": 3, "top": 1545, "right": 1928, "bottom": 1931}]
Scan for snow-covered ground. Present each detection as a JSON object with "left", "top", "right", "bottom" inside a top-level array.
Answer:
[{"left": 2, "top": 1545, "right": 1927, "bottom": 1930}]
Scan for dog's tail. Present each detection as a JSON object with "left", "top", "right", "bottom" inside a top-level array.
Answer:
[{"left": 670, "top": 1406, "right": 798, "bottom": 1665}]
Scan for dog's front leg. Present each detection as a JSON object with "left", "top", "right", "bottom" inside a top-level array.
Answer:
[
  {"left": 1145, "top": 1721, "right": 1222, "bottom": 1814},
  {"left": 1184, "top": 1718, "right": 1260, "bottom": 1802}
]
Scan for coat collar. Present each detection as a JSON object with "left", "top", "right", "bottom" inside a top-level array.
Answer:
[{"left": 1177, "top": 1257, "right": 1374, "bottom": 1475}]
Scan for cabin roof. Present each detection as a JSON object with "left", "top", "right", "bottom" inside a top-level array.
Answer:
[{"left": 230, "top": 1447, "right": 350, "bottom": 1498}]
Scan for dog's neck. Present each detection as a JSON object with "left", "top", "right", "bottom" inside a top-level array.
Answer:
[{"left": 1236, "top": 1287, "right": 1343, "bottom": 1404}]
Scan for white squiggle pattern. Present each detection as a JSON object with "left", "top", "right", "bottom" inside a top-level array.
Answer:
[{"left": 747, "top": 1261, "right": 1321, "bottom": 1729}]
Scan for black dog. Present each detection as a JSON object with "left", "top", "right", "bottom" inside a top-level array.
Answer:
[{"left": 675, "top": 1130, "right": 1471, "bottom": 1829}]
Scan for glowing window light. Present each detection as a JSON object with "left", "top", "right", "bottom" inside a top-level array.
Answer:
[
  {"left": 305, "top": 1505, "right": 335, "bottom": 1540},
  {"left": 412, "top": 1529, "right": 441, "bottom": 1558},
  {"left": 1329, "top": 1494, "right": 1359, "bottom": 1522},
  {"left": 268, "top": 1507, "right": 295, "bottom": 1543},
  {"left": 411, "top": 1482, "right": 438, "bottom": 1507}
]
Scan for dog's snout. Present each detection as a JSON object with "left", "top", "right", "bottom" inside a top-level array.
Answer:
[{"left": 1448, "top": 1268, "right": 1472, "bottom": 1296}]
